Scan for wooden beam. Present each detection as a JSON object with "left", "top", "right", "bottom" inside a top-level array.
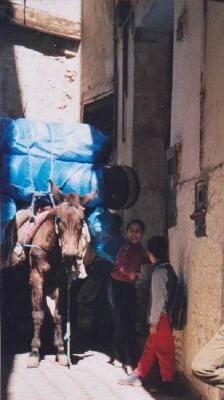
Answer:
[{"left": 0, "top": 1, "right": 81, "bottom": 40}]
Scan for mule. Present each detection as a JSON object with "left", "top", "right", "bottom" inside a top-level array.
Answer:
[{"left": 26, "top": 182, "right": 94, "bottom": 368}]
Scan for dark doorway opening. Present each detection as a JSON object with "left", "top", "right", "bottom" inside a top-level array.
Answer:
[{"left": 83, "top": 94, "right": 115, "bottom": 154}]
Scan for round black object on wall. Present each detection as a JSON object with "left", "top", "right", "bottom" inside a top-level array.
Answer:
[{"left": 103, "top": 165, "right": 140, "bottom": 209}]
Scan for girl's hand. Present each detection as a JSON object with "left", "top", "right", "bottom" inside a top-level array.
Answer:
[{"left": 129, "top": 272, "right": 138, "bottom": 280}]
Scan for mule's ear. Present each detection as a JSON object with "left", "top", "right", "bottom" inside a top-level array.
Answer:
[
  {"left": 80, "top": 191, "right": 97, "bottom": 206},
  {"left": 49, "top": 180, "right": 64, "bottom": 204}
]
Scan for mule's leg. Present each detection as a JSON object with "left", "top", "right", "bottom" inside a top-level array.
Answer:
[
  {"left": 27, "top": 269, "right": 45, "bottom": 368},
  {"left": 50, "top": 288, "right": 67, "bottom": 366}
]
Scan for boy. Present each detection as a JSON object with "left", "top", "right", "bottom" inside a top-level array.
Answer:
[{"left": 120, "top": 236, "right": 175, "bottom": 396}]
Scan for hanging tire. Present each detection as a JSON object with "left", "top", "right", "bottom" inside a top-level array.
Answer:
[{"left": 103, "top": 165, "right": 140, "bottom": 209}]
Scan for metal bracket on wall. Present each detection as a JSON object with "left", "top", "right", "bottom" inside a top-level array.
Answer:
[
  {"left": 176, "top": 8, "right": 187, "bottom": 42},
  {"left": 190, "top": 179, "right": 207, "bottom": 237}
]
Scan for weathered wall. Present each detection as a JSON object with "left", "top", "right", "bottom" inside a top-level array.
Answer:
[
  {"left": 0, "top": 22, "right": 81, "bottom": 123},
  {"left": 131, "top": 35, "right": 172, "bottom": 240},
  {"left": 116, "top": 0, "right": 173, "bottom": 242},
  {"left": 170, "top": 0, "right": 202, "bottom": 179},
  {"left": 116, "top": 21, "right": 135, "bottom": 168},
  {"left": 202, "top": 3, "right": 224, "bottom": 170},
  {"left": 81, "top": 0, "right": 114, "bottom": 104},
  {"left": 170, "top": 1, "right": 224, "bottom": 399}
]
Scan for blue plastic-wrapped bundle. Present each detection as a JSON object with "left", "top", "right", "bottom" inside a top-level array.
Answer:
[
  {"left": 87, "top": 207, "right": 114, "bottom": 237},
  {"left": 0, "top": 118, "right": 110, "bottom": 163},
  {"left": 87, "top": 207, "right": 125, "bottom": 263},
  {"left": 0, "top": 118, "right": 140, "bottom": 210},
  {"left": 35, "top": 159, "right": 105, "bottom": 207},
  {"left": 1, "top": 154, "right": 45, "bottom": 202},
  {"left": 0, "top": 117, "right": 110, "bottom": 206},
  {"left": 1, "top": 155, "right": 104, "bottom": 207},
  {"left": 0, "top": 195, "right": 16, "bottom": 243}
]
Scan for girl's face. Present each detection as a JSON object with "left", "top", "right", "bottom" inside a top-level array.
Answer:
[{"left": 127, "top": 223, "right": 143, "bottom": 244}]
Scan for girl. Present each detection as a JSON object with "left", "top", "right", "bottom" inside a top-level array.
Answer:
[{"left": 108, "top": 219, "right": 145, "bottom": 371}]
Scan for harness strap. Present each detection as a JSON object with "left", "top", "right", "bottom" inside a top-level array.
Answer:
[
  {"left": 23, "top": 243, "right": 43, "bottom": 251},
  {"left": 64, "top": 271, "right": 73, "bottom": 368}
]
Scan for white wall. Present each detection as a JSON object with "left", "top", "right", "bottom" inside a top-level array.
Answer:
[
  {"left": 0, "top": 23, "right": 81, "bottom": 123},
  {"left": 170, "top": 2, "right": 224, "bottom": 399}
]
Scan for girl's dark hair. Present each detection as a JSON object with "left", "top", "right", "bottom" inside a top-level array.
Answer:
[{"left": 126, "top": 219, "right": 145, "bottom": 232}]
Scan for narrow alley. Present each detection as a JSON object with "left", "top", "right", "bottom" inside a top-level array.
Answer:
[
  {"left": 3, "top": 351, "right": 194, "bottom": 400},
  {"left": 1, "top": 1, "right": 224, "bottom": 400}
]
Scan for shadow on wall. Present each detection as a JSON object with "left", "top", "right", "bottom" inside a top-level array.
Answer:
[
  {"left": 0, "top": 2, "right": 24, "bottom": 117},
  {"left": 0, "top": 6, "right": 25, "bottom": 400},
  {"left": 0, "top": 3, "right": 23, "bottom": 399}
]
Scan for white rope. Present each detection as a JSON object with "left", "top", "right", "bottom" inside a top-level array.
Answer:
[
  {"left": 64, "top": 272, "right": 73, "bottom": 368},
  {"left": 23, "top": 243, "right": 43, "bottom": 251},
  {"left": 48, "top": 125, "right": 55, "bottom": 192}
]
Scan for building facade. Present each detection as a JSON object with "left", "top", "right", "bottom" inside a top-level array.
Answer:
[{"left": 81, "top": 1, "right": 224, "bottom": 399}]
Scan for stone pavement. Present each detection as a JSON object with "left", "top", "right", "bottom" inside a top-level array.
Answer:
[{"left": 2, "top": 351, "right": 195, "bottom": 400}]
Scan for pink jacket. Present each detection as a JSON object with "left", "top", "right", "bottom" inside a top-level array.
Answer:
[{"left": 111, "top": 242, "right": 144, "bottom": 283}]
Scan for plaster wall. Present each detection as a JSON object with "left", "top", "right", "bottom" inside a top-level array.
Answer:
[
  {"left": 170, "top": 1, "right": 224, "bottom": 398},
  {"left": 0, "top": 23, "right": 81, "bottom": 123},
  {"left": 130, "top": 36, "right": 172, "bottom": 240},
  {"left": 81, "top": 0, "right": 114, "bottom": 103},
  {"left": 170, "top": 0, "right": 203, "bottom": 181},
  {"left": 202, "top": 2, "right": 224, "bottom": 170},
  {"left": 169, "top": 167, "right": 224, "bottom": 400},
  {"left": 117, "top": 29, "right": 172, "bottom": 243}
]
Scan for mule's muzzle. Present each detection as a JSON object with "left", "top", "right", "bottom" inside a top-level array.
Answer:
[
  {"left": 63, "top": 254, "right": 83, "bottom": 279},
  {"left": 63, "top": 255, "right": 77, "bottom": 273}
]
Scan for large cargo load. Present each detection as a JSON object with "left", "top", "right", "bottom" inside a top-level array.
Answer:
[{"left": 1, "top": 118, "right": 140, "bottom": 262}]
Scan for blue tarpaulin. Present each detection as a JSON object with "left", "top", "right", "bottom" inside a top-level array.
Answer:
[
  {"left": 0, "top": 118, "right": 109, "bottom": 163},
  {"left": 87, "top": 208, "right": 125, "bottom": 263},
  {"left": 0, "top": 118, "right": 109, "bottom": 206},
  {"left": 1, "top": 154, "right": 105, "bottom": 206},
  {"left": 0, "top": 195, "right": 17, "bottom": 243}
]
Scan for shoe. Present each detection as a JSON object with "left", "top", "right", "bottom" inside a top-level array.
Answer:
[
  {"left": 161, "top": 381, "right": 175, "bottom": 396},
  {"left": 118, "top": 373, "right": 142, "bottom": 387},
  {"left": 111, "top": 358, "right": 123, "bottom": 368},
  {"left": 148, "top": 385, "right": 160, "bottom": 394},
  {"left": 124, "top": 365, "right": 134, "bottom": 375}
]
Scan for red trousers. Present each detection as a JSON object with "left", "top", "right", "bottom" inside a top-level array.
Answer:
[{"left": 136, "top": 314, "right": 175, "bottom": 382}]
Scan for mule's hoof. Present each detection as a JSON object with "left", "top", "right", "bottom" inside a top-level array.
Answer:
[
  {"left": 57, "top": 352, "right": 68, "bottom": 366},
  {"left": 27, "top": 352, "right": 40, "bottom": 368}
]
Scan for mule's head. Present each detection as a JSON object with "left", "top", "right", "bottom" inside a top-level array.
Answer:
[{"left": 50, "top": 181, "right": 94, "bottom": 273}]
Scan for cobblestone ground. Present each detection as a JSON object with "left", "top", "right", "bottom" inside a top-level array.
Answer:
[{"left": 2, "top": 351, "right": 195, "bottom": 400}]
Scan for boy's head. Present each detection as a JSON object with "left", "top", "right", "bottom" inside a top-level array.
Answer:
[
  {"left": 147, "top": 236, "right": 168, "bottom": 264},
  {"left": 126, "top": 219, "right": 145, "bottom": 244}
]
